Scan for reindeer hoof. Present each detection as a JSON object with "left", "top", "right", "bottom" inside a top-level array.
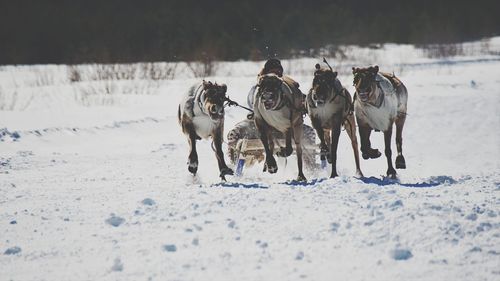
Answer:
[
  {"left": 320, "top": 147, "right": 332, "bottom": 163},
  {"left": 264, "top": 159, "right": 278, "bottom": 174},
  {"left": 362, "top": 148, "right": 381, "bottom": 160},
  {"left": 188, "top": 161, "right": 198, "bottom": 175},
  {"left": 327, "top": 154, "right": 332, "bottom": 164},
  {"left": 297, "top": 174, "right": 307, "bottom": 182},
  {"left": 387, "top": 168, "right": 397, "bottom": 179},
  {"left": 355, "top": 170, "right": 364, "bottom": 178},
  {"left": 220, "top": 167, "right": 234, "bottom": 177},
  {"left": 276, "top": 147, "right": 292, "bottom": 157},
  {"left": 396, "top": 155, "right": 406, "bottom": 169},
  {"left": 267, "top": 164, "right": 278, "bottom": 174}
]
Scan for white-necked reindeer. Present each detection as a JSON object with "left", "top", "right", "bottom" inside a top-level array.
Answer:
[
  {"left": 306, "top": 61, "right": 363, "bottom": 178},
  {"left": 352, "top": 66, "right": 408, "bottom": 178},
  {"left": 178, "top": 80, "right": 233, "bottom": 180},
  {"left": 253, "top": 73, "right": 307, "bottom": 181}
]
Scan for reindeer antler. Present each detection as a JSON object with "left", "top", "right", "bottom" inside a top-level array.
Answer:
[{"left": 323, "top": 57, "right": 333, "bottom": 72}]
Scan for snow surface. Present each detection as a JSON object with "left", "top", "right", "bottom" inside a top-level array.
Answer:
[{"left": 1, "top": 38, "right": 500, "bottom": 281}]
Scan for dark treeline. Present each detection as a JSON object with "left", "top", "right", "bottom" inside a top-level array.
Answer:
[{"left": 0, "top": 0, "right": 498, "bottom": 64}]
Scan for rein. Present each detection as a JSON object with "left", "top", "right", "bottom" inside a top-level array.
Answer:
[{"left": 224, "top": 97, "right": 254, "bottom": 113}]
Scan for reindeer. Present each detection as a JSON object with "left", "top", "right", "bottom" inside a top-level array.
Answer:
[
  {"left": 253, "top": 73, "right": 307, "bottom": 181},
  {"left": 352, "top": 66, "right": 408, "bottom": 179},
  {"left": 306, "top": 61, "right": 363, "bottom": 178},
  {"left": 178, "top": 80, "right": 233, "bottom": 180}
]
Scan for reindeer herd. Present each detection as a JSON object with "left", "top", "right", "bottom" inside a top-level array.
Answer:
[{"left": 178, "top": 59, "right": 408, "bottom": 182}]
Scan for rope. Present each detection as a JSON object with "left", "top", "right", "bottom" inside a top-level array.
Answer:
[{"left": 224, "top": 97, "right": 254, "bottom": 113}]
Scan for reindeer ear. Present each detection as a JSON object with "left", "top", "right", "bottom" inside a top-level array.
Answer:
[
  {"left": 332, "top": 71, "right": 338, "bottom": 78},
  {"left": 370, "top": 65, "right": 379, "bottom": 74},
  {"left": 220, "top": 84, "right": 227, "bottom": 93},
  {"left": 352, "top": 67, "right": 358, "bottom": 74},
  {"left": 315, "top": 63, "right": 321, "bottom": 70}
]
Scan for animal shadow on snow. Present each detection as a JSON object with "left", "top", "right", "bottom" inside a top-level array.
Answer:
[
  {"left": 209, "top": 176, "right": 460, "bottom": 189},
  {"left": 359, "top": 175, "right": 459, "bottom": 188},
  {"left": 211, "top": 182, "right": 269, "bottom": 189},
  {"left": 278, "top": 177, "right": 329, "bottom": 186}
]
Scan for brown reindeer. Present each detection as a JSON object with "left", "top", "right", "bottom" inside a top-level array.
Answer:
[
  {"left": 178, "top": 80, "right": 233, "bottom": 180},
  {"left": 306, "top": 62, "right": 363, "bottom": 178},
  {"left": 352, "top": 66, "right": 408, "bottom": 178},
  {"left": 253, "top": 73, "right": 307, "bottom": 181}
]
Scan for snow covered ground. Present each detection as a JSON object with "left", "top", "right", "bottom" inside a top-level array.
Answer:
[{"left": 1, "top": 38, "right": 499, "bottom": 281}]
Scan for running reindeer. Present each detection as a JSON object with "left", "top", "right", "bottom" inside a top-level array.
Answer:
[
  {"left": 178, "top": 80, "right": 234, "bottom": 180},
  {"left": 352, "top": 66, "right": 408, "bottom": 179},
  {"left": 306, "top": 60, "right": 363, "bottom": 178},
  {"left": 253, "top": 73, "right": 307, "bottom": 181}
]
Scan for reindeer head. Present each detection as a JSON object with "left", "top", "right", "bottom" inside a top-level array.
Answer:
[
  {"left": 201, "top": 80, "right": 227, "bottom": 120},
  {"left": 257, "top": 74, "right": 283, "bottom": 110},
  {"left": 310, "top": 63, "right": 338, "bottom": 106},
  {"left": 352, "top": 65, "right": 379, "bottom": 102}
]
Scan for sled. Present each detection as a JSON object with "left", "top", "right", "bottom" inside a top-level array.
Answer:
[{"left": 227, "top": 118, "right": 320, "bottom": 176}]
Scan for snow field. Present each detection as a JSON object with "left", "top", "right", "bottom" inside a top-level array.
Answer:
[{"left": 1, "top": 38, "right": 499, "bottom": 280}]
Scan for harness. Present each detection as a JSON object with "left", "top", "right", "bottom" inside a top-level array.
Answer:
[
  {"left": 353, "top": 74, "right": 385, "bottom": 109},
  {"left": 191, "top": 83, "right": 229, "bottom": 117},
  {"left": 253, "top": 79, "right": 306, "bottom": 132},
  {"left": 256, "top": 81, "right": 305, "bottom": 113},
  {"left": 195, "top": 84, "right": 208, "bottom": 115},
  {"left": 353, "top": 73, "right": 408, "bottom": 116},
  {"left": 308, "top": 81, "right": 352, "bottom": 115},
  {"left": 372, "top": 82, "right": 386, "bottom": 108}
]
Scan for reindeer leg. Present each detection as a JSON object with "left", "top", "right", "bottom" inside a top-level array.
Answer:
[
  {"left": 213, "top": 126, "right": 233, "bottom": 181},
  {"left": 395, "top": 115, "right": 406, "bottom": 169},
  {"left": 330, "top": 115, "right": 342, "bottom": 178},
  {"left": 293, "top": 123, "right": 306, "bottom": 181},
  {"left": 181, "top": 118, "right": 199, "bottom": 175},
  {"left": 311, "top": 117, "right": 328, "bottom": 162},
  {"left": 262, "top": 131, "right": 275, "bottom": 173},
  {"left": 256, "top": 118, "right": 277, "bottom": 174},
  {"left": 384, "top": 124, "right": 397, "bottom": 179},
  {"left": 344, "top": 114, "right": 363, "bottom": 177},
  {"left": 358, "top": 125, "right": 381, "bottom": 160},
  {"left": 324, "top": 129, "right": 332, "bottom": 164},
  {"left": 187, "top": 131, "right": 199, "bottom": 175},
  {"left": 268, "top": 131, "right": 275, "bottom": 155},
  {"left": 276, "top": 129, "right": 293, "bottom": 157}
]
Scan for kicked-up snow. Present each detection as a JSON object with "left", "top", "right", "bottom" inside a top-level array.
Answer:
[{"left": 0, "top": 39, "right": 499, "bottom": 280}]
